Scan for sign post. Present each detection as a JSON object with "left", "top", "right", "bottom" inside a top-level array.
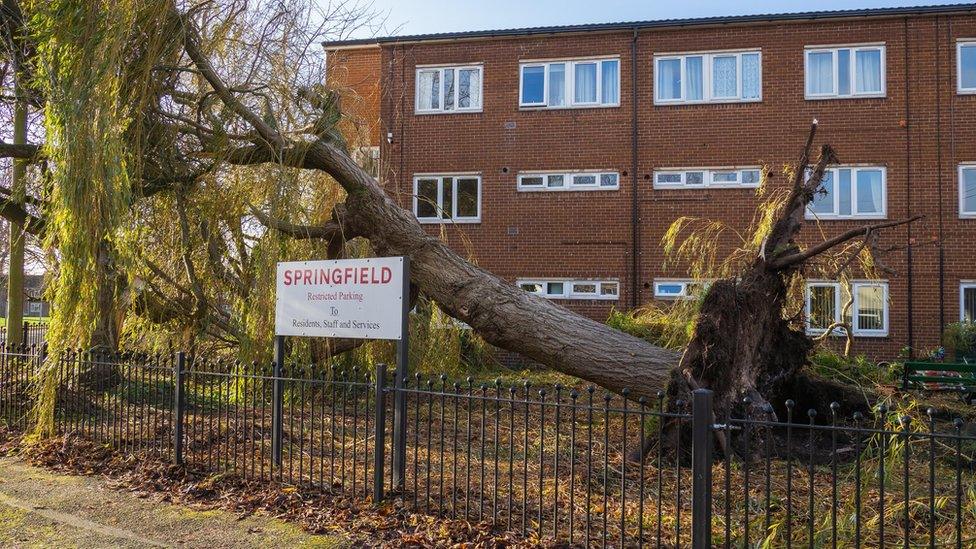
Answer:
[{"left": 275, "top": 257, "right": 409, "bottom": 496}]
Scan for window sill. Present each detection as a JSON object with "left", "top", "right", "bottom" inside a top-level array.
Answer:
[
  {"left": 957, "top": 89, "right": 976, "bottom": 95},
  {"left": 517, "top": 186, "right": 620, "bottom": 193},
  {"left": 806, "top": 329, "right": 889, "bottom": 338},
  {"left": 518, "top": 104, "right": 620, "bottom": 112},
  {"left": 804, "top": 94, "right": 886, "bottom": 101},
  {"left": 653, "top": 185, "right": 761, "bottom": 191},
  {"left": 960, "top": 212, "right": 976, "bottom": 219},
  {"left": 414, "top": 109, "right": 483, "bottom": 116},
  {"left": 417, "top": 219, "right": 481, "bottom": 225},
  {"left": 653, "top": 98, "right": 762, "bottom": 107},
  {"left": 805, "top": 214, "right": 888, "bottom": 221}
]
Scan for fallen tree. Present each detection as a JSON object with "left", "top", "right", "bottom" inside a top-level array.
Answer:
[{"left": 0, "top": 2, "right": 919, "bottom": 427}]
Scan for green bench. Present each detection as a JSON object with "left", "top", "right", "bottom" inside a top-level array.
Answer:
[{"left": 904, "top": 359, "right": 976, "bottom": 404}]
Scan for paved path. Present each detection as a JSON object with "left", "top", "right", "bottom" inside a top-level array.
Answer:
[{"left": 0, "top": 456, "right": 346, "bottom": 548}]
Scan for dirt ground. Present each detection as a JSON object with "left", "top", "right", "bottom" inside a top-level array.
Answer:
[{"left": 0, "top": 456, "right": 347, "bottom": 549}]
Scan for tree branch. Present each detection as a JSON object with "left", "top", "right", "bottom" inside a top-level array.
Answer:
[
  {"left": 769, "top": 215, "right": 924, "bottom": 270},
  {"left": 0, "top": 141, "right": 40, "bottom": 160}
]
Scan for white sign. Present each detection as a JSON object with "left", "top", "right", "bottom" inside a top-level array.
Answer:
[{"left": 275, "top": 257, "right": 405, "bottom": 340}]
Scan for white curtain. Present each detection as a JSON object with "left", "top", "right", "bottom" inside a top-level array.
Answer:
[
  {"left": 601, "top": 60, "right": 619, "bottom": 104},
  {"left": 574, "top": 63, "right": 597, "bottom": 103},
  {"left": 856, "top": 49, "right": 882, "bottom": 93},
  {"left": 686, "top": 56, "right": 703, "bottom": 100},
  {"left": 856, "top": 285, "right": 885, "bottom": 331},
  {"left": 741, "top": 53, "right": 760, "bottom": 99},
  {"left": 963, "top": 168, "right": 976, "bottom": 213},
  {"left": 548, "top": 64, "right": 566, "bottom": 106},
  {"left": 417, "top": 70, "right": 438, "bottom": 110},
  {"left": 459, "top": 68, "right": 481, "bottom": 108},
  {"left": 807, "top": 52, "right": 833, "bottom": 95},
  {"left": 657, "top": 59, "right": 681, "bottom": 100},
  {"left": 856, "top": 170, "right": 884, "bottom": 214},
  {"left": 712, "top": 56, "right": 737, "bottom": 98}
]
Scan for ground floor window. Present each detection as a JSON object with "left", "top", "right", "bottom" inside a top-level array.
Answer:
[
  {"left": 805, "top": 280, "right": 889, "bottom": 337},
  {"left": 413, "top": 175, "right": 481, "bottom": 223},
  {"left": 962, "top": 282, "right": 976, "bottom": 322},
  {"left": 517, "top": 278, "right": 619, "bottom": 300},
  {"left": 653, "top": 279, "right": 710, "bottom": 299}
]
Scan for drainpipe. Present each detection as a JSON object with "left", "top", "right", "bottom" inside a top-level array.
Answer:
[
  {"left": 630, "top": 28, "right": 641, "bottom": 309},
  {"left": 903, "top": 17, "right": 914, "bottom": 358}
]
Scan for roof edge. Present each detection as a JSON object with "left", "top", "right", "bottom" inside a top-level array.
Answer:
[{"left": 323, "top": 3, "right": 976, "bottom": 49}]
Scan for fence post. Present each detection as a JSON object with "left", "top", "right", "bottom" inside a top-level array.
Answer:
[
  {"left": 691, "top": 388, "right": 714, "bottom": 549},
  {"left": 173, "top": 351, "right": 185, "bottom": 465},
  {"left": 21, "top": 321, "right": 28, "bottom": 347},
  {"left": 373, "top": 363, "right": 387, "bottom": 503},
  {"left": 271, "top": 335, "right": 285, "bottom": 468}
]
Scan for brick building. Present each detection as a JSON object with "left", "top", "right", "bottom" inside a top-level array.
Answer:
[{"left": 324, "top": 4, "right": 976, "bottom": 361}]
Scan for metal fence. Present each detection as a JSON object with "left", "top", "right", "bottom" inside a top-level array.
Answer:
[
  {"left": 1, "top": 345, "right": 974, "bottom": 547},
  {"left": 0, "top": 322, "right": 47, "bottom": 347}
]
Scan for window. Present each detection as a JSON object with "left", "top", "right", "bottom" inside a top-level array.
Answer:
[
  {"left": 517, "top": 171, "right": 619, "bottom": 192},
  {"left": 519, "top": 58, "right": 619, "bottom": 109},
  {"left": 805, "top": 281, "right": 889, "bottom": 337},
  {"left": 960, "top": 165, "right": 976, "bottom": 218},
  {"left": 653, "top": 279, "right": 710, "bottom": 300},
  {"left": 961, "top": 283, "right": 976, "bottom": 322},
  {"left": 805, "top": 45, "right": 885, "bottom": 99},
  {"left": 806, "top": 166, "right": 886, "bottom": 220},
  {"left": 959, "top": 41, "right": 976, "bottom": 94},
  {"left": 516, "top": 278, "right": 619, "bottom": 300},
  {"left": 416, "top": 65, "right": 483, "bottom": 113},
  {"left": 653, "top": 167, "right": 762, "bottom": 189},
  {"left": 654, "top": 50, "right": 761, "bottom": 104},
  {"left": 413, "top": 175, "right": 481, "bottom": 223}
]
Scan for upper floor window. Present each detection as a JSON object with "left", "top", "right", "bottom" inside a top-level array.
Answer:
[
  {"left": 807, "top": 166, "right": 886, "bottom": 220},
  {"left": 653, "top": 167, "right": 762, "bottom": 189},
  {"left": 517, "top": 278, "right": 619, "bottom": 300},
  {"left": 416, "top": 65, "right": 483, "bottom": 113},
  {"left": 653, "top": 279, "right": 711, "bottom": 300},
  {"left": 962, "top": 282, "right": 976, "bottom": 322},
  {"left": 961, "top": 165, "right": 976, "bottom": 218},
  {"left": 519, "top": 58, "right": 620, "bottom": 109},
  {"left": 805, "top": 45, "right": 885, "bottom": 99},
  {"left": 413, "top": 174, "right": 481, "bottom": 223},
  {"left": 517, "top": 170, "right": 619, "bottom": 192},
  {"left": 654, "top": 50, "right": 761, "bottom": 105},
  {"left": 959, "top": 41, "right": 976, "bottom": 94},
  {"left": 806, "top": 281, "right": 889, "bottom": 337}
]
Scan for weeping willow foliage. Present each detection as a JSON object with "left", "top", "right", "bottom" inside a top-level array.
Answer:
[{"left": 26, "top": 0, "right": 177, "bottom": 434}]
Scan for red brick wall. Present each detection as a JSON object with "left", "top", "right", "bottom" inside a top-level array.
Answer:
[
  {"left": 326, "top": 46, "right": 382, "bottom": 148},
  {"left": 329, "top": 13, "right": 976, "bottom": 361}
]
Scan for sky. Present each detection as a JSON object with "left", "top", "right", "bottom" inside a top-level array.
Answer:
[{"left": 354, "top": 0, "right": 967, "bottom": 38}]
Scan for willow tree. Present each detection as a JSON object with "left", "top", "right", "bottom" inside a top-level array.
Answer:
[{"left": 0, "top": 1, "right": 919, "bottom": 435}]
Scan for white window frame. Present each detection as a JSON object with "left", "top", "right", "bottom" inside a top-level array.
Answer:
[
  {"left": 961, "top": 281, "right": 976, "bottom": 322},
  {"left": 518, "top": 57, "right": 621, "bottom": 110},
  {"left": 415, "top": 64, "right": 484, "bottom": 114},
  {"left": 804, "top": 280, "right": 889, "bottom": 337},
  {"left": 804, "top": 44, "right": 886, "bottom": 100},
  {"left": 960, "top": 164, "right": 976, "bottom": 218},
  {"left": 515, "top": 278, "right": 619, "bottom": 301},
  {"left": 653, "top": 167, "right": 762, "bottom": 189},
  {"left": 517, "top": 170, "right": 619, "bottom": 192},
  {"left": 958, "top": 40, "right": 976, "bottom": 95},
  {"left": 653, "top": 279, "right": 711, "bottom": 300},
  {"left": 653, "top": 49, "right": 762, "bottom": 105},
  {"left": 805, "top": 166, "right": 887, "bottom": 220},
  {"left": 412, "top": 174, "right": 482, "bottom": 224}
]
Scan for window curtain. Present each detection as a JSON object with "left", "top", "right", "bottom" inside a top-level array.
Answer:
[
  {"left": 856, "top": 285, "right": 885, "bottom": 331},
  {"left": 807, "top": 52, "right": 833, "bottom": 94},
  {"left": 856, "top": 170, "right": 884, "bottom": 214},
  {"left": 601, "top": 60, "right": 619, "bottom": 104},
  {"left": 548, "top": 64, "right": 566, "bottom": 106},
  {"left": 458, "top": 69, "right": 480, "bottom": 108},
  {"left": 963, "top": 167, "right": 976, "bottom": 213},
  {"left": 965, "top": 288, "right": 976, "bottom": 322},
  {"left": 686, "top": 57, "right": 703, "bottom": 100},
  {"left": 574, "top": 63, "right": 597, "bottom": 103},
  {"left": 855, "top": 49, "right": 882, "bottom": 93},
  {"left": 418, "top": 70, "right": 438, "bottom": 110},
  {"left": 657, "top": 59, "right": 681, "bottom": 100},
  {"left": 712, "top": 56, "right": 737, "bottom": 98},
  {"left": 741, "top": 54, "right": 760, "bottom": 99},
  {"left": 809, "top": 286, "right": 837, "bottom": 330}
]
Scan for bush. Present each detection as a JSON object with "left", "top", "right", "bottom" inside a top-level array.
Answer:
[
  {"left": 606, "top": 299, "right": 699, "bottom": 351},
  {"left": 942, "top": 321, "right": 976, "bottom": 361}
]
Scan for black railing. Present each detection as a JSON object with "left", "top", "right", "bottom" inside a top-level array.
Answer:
[
  {"left": 0, "top": 322, "right": 47, "bottom": 347},
  {"left": 0, "top": 345, "right": 974, "bottom": 547}
]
